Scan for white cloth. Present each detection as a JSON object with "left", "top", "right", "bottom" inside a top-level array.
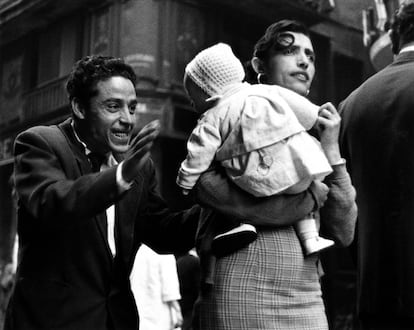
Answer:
[
  {"left": 131, "top": 244, "right": 182, "bottom": 330},
  {"left": 101, "top": 155, "right": 118, "bottom": 257},
  {"left": 399, "top": 45, "right": 414, "bottom": 54},
  {"left": 177, "top": 82, "right": 332, "bottom": 196}
]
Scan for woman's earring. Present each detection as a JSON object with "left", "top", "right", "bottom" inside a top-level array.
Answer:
[
  {"left": 257, "top": 73, "right": 266, "bottom": 84},
  {"left": 306, "top": 89, "right": 310, "bottom": 96}
]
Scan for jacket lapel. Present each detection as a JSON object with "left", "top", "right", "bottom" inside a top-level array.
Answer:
[
  {"left": 59, "top": 119, "right": 91, "bottom": 176},
  {"left": 115, "top": 174, "right": 143, "bottom": 267},
  {"left": 97, "top": 213, "right": 113, "bottom": 259},
  {"left": 59, "top": 118, "right": 114, "bottom": 260}
]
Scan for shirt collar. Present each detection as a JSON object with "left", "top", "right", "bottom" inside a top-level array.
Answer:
[
  {"left": 71, "top": 121, "right": 88, "bottom": 152},
  {"left": 399, "top": 45, "right": 414, "bottom": 54}
]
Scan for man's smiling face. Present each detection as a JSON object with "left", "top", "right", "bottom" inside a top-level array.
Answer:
[{"left": 84, "top": 76, "right": 137, "bottom": 154}]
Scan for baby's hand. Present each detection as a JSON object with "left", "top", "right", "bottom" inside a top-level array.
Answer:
[
  {"left": 310, "top": 180, "right": 329, "bottom": 209},
  {"left": 182, "top": 189, "right": 190, "bottom": 196}
]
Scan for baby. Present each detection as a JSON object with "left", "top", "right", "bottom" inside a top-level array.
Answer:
[{"left": 177, "top": 43, "right": 334, "bottom": 257}]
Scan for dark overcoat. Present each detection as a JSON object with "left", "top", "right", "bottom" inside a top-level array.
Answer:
[{"left": 339, "top": 51, "right": 414, "bottom": 318}]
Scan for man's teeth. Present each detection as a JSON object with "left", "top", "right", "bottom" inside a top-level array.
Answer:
[{"left": 114, "top": 132, "right": 128, "bottom": 138}]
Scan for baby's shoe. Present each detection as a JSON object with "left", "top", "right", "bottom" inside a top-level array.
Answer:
[
  {"left": 303, "top": 236, "right": 335, "bottom": 256},
  {"left": 212, "top": 224, "right": 257, "bottom": 258}
]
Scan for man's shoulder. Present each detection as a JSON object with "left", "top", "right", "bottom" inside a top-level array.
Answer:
[
  {"left": 15, "top": 126, "right": 57, "bottom": 148},
  {"left": 18, "top": 118, "right": 70, "bottom": 141},
  {"left": 21, "top": 124, "right": 58, "bottom": 136},
  {"left": 348, "top": 63, "right": 412, "bottom": 102},
  {"left": 15, "top": 119, "right": 73, "bottom": 157}
]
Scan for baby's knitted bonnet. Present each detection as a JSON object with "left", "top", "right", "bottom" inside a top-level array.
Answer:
[{"left": 185, "top": 43, "right": 245, "bottom": 97}]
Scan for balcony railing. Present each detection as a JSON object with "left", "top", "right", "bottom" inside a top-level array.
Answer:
[{"left": 23, "top": 76, "right": 69, "bottom": 122}]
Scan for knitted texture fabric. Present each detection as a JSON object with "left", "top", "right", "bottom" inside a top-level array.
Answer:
[{"left": 185, "top": 43, "right": 245, "bottom": 97}]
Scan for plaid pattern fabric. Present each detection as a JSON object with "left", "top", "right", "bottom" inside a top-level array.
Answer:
[{"left": 194, "top": 227, "right": 328, "bottom": 330}]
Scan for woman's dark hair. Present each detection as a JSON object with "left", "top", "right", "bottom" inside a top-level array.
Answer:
[
  {"left": 390, "top": 1, "right": 414, "bottom": 54},
  {"left": 66, "top": 55, "right": 137, "bottom": 110},
  {"left": 244, "top": 19, "right": 311, "bottom": 83},
  {"left": 253, "top": 19, "right": 311, "bottom": 62}
]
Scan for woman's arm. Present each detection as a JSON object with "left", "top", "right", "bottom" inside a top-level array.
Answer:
[
  {"left": 319, "top": 162, "right": 357, "bottom": 247},
  {"left": 194, "top": 165, "right": 329, "bottom": 227},
  {"left": 315, "top": 103, "right": 357, "bottom": 246}
]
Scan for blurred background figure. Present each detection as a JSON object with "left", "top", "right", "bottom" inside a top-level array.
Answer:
[
  {"left": 0, "top": 176, "right": 17, "bottom": 330},
  {"left": 176, "top": 249, "right": 200, "bottom": 330},
  {"left": 0, "top": 263, "right": 15, "bottom": 330},
  {"left": 131, "top": 244, "right": 183, "bottom": 330}
]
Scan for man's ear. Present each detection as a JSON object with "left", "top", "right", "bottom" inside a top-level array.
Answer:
[
  {"left": 71, "top": 98, "right": 86, "bottom": 120},
  {"left": 251, "top": 57, "right": 264, "bottom": 74}
]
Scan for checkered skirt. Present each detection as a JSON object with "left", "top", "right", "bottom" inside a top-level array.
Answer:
[{"left": 194, "top": 226, "right": 328, "bottom": 330}]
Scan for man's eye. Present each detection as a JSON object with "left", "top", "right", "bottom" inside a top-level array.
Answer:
[
  {"left": 106, "top": 103, "right": 120, "bottom": 110},
  {"left": 129, "top": 105, "right": 136, "bottom": 114}
]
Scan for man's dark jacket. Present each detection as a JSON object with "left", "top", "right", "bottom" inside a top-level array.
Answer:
[
  {"left": 5, "top": 118, "right": 199, "bottom": 330},
  {"left": 339, "top": 51, "right": 414, "bottom": 319}
]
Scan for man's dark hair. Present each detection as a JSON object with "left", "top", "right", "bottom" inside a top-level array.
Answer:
[
  {"left": 390, "top": 0, "right": 414, "bottom": 54},
  {"left": 253, "top": 19, "right": 311, "bottom": 62},
  {"left": 66, "top": 55, "right": 137, "bottom": 110}
]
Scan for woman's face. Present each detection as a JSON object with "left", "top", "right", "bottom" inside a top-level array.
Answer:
[{"left": 265, "top": 32, "right": 315, "bottom": 96}]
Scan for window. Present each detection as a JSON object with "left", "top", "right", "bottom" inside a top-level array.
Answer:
[
  {"left": 37, "top": 15, "right": 82, "bottom": 86},
  {"left": 37, "top": 25, "right": 61, "bottom": 85}
]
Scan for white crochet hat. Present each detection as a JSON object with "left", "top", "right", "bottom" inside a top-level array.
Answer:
[{"left": 185, "top": 43, "right": 245, "bottom": 97}]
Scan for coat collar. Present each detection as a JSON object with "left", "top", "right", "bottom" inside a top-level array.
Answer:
[
  {"left": 58, "top": 118, "right": 91, "bottom": 174},
  {"left": 392, "top": 50, "right": 414, "bottom": 66}
]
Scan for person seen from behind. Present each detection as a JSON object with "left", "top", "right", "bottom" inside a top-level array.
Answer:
[{"left": 339, "top": 1, "right": 414, "bottom": 328}]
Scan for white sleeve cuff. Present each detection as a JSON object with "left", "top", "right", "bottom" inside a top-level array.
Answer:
[
  {"left": 330, "top": 158, "right": 347, "bottom": 166},
  {"left": 116, "top": 161, "right": 133, "bottom": 192}
]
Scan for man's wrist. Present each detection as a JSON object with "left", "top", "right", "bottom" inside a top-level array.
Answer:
[{"left": 117, "top": 161, "right": 133, "bottom": 192}]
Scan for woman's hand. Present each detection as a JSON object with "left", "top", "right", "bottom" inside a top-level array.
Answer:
[{"left": 315, "top": 102, "right": 342, "bottom": 164}]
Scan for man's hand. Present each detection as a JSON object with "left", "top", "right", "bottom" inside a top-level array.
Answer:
[{"left": 121, "top": 120, "right": 160, "bottom": 183}]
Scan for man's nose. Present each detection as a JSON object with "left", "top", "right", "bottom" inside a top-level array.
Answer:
[{"left": 119, "top": 107, "right": 134, "bottom": 125}]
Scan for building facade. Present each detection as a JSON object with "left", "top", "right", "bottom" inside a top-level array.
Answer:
[{"left": 0, "top": 0, "right": 399, "bottom": 328}]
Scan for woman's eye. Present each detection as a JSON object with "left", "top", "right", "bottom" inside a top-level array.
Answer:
[
  {"left": 283, "top": 47, "right": 296, "bottom": 55},
  {"left": 307, "top": 53, "right": 315, "bottom": 62}
]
